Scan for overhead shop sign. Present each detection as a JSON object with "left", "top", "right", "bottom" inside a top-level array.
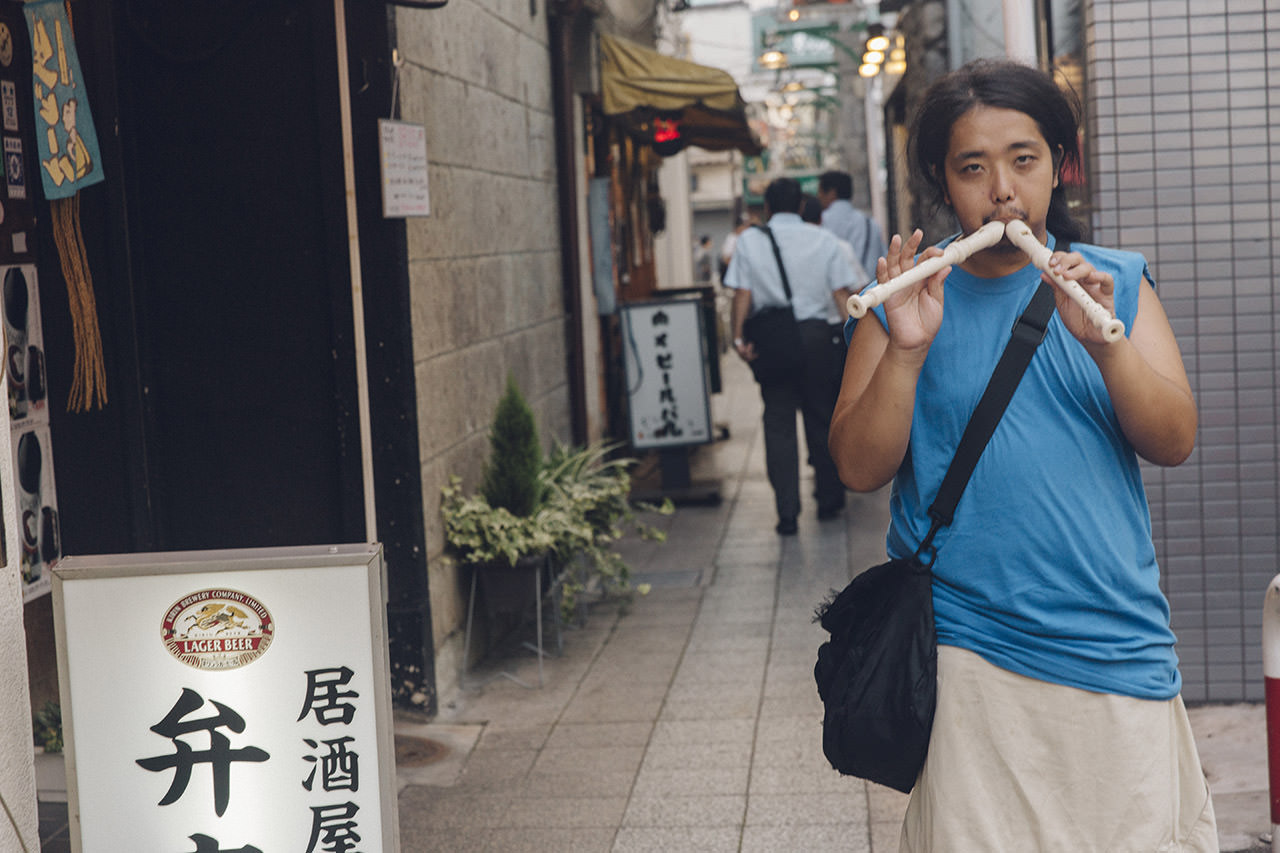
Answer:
[
  {"left": 53, "top": 544, "right": 400, "bottom": 853},
  {"left": 752, "top": 15, "right": 838, "bottom": 71}
]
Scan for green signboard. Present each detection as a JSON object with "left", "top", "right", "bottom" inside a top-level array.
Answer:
[{"left": 751, "top": 15, "right": 838, "bottom": 71}]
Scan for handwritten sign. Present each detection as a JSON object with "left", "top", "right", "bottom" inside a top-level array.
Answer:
[
  {"left": 621, "top": 297, "right": 712, "bottom": 449},
  {"left": 378, "top": 119, "right": 430, "bottom": 218}
]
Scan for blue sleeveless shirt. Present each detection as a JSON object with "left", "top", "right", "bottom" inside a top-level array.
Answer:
[{"left": 866, "top": 237, "right": 1181, "bottom": 700}]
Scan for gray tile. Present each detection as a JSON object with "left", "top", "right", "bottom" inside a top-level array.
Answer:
[
  {"left": 487, "top": 827, "right": 616, "bottom": 852},
  {"left": 741, "top": 823, "right": 871, "bottom": 852},
  {"left": 545, "top": 721, "right": 653, "bottom": 750},
  {"left": 748, "top": 762, "right": 854, "bottom": 796},
  {"left": 621, "top": 794, "right": 747, "bottom": 827},
  {"left": 639, "top": 739, "right": 752, "bottom": 772},
  {"left": 532, "top": 745, "right": 645, "bottom": 777},
  {"left": 454, "top": 749, "right": 537, "bottom": 791},
  {"left": 611, "top": 826, "right": 743, "bottom": 853},
  {"left": 658, "top": 694, "right": 761, "bottom": 721},
  {"left": 562, "top": 692, "right": 667, "bottom": 724},
  {"left": 648, "top": 718, "right": 757, "bottom": 747},
  {"left": 499, "top": 796, "right": 628, "bottom": 828},
  {"left": 397, "top": 825, "right": 489, "bottom": 853},
  {"left": 630, "top": 765, "right": 750, "bottom": 797},
  {"left": 664, "top": 678, "right": 761, "bottom": 705},
  {"left": 758, "top": 692, "right": 823, "bottom": 719},
  {"left": 522, "top": 769, "right": 638, "bottom": 799},
  {"left": 476, "top": 722, "right": 552, "bottom": 751},
  {"left": 745, "top": 792, "right": 868, "bottom": 826},
  {"left": 397, "top": 788, "right": 512, "bottom": 829}
]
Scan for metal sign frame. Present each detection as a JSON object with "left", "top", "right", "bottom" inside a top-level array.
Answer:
[{"left": 52, "top": 543, "right": 399, "bottom": 853}]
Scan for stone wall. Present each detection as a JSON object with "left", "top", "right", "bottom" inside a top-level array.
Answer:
[
  {"left": 1086, "top": 0, "right": 1278, "bottom": 701},
  {"left": 393, "top": 2, "right": 571, "bottom": 694}
]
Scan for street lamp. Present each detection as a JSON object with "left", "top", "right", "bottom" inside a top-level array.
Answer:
[{"left": 759, "top": 49, "right": 789, "bottom": 70}]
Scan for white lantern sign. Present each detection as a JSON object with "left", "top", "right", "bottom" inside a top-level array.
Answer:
[{"left": 52, "top": 544, "right": 399, "bottom": 853}]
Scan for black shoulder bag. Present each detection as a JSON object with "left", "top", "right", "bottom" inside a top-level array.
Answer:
[
  {"left": 742, "top": 225, "right": 804, "bottom": 384},
  {"left": 813, "top": 281, "right": 1056, "bottom": 793}
]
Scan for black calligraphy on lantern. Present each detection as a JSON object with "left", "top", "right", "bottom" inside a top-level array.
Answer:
[
  {"left": 649, "top": 310, "right": 683, "bottom": 438},
  {"left": 136, "top": 688, "right": 270, "bottom": 817},
  {"left": 305, "top": 801, "right": 362, "bottom": 853},
  {"left": 298, "top": 666, "right": 359, "bottom": 725},
  {"left": 183, "top": 835, "right": 263, "bottom": 853},
  {"left": 298, "top": 668, "right": 366, "bottom": 850},
  {"left": 302, "top": 735, "right": 360, "bottom": 792}
]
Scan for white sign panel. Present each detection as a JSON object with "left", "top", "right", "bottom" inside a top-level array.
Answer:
[
  {"left": 620, "top": 297, "right": 712, "bottom": 449},
  {"left": 53, "top": 544, "right": 399, "bottom": 853},
  {"left": 378, "top": 119, "right": 431, "bottom": 218}
]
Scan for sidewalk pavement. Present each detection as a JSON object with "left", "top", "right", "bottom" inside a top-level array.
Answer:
[{"left": 396, "top": 356, "right": 1272, "bottom": 853}]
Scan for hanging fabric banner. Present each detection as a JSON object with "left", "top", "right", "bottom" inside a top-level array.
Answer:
[{"left": 23, "top": 0, "right": 103, "bottom": 199}]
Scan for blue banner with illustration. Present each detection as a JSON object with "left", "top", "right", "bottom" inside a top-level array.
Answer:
[{"left": 23, "top": 0, "right": 103, "bottom": 199}]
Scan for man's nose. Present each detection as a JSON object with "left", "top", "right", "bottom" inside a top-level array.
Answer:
[{"left": 990, "top": 166, "right": 1016, "bottom": 203}]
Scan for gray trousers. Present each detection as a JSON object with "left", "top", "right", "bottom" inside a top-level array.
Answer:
[{"left": 758, "top": 320, "right": 846, "bottom": 520}]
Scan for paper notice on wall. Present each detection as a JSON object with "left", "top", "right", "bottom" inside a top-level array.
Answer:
[{"left": 378, "top": 119, "right": 430, "bottom": 218}]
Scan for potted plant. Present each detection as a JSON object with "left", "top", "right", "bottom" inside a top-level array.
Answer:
[
  {"left": 440, "top": 376, "right": 581, "bottom": 614},
  {"left": 541, "top": 440, "right": 672, "bottom": 621},
  {"left": 440, "top": 379, "right": 673, "bottom": 627}
]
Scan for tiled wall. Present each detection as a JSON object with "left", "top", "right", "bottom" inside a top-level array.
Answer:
[{"left": 1086, "top": 0, "right": 1278, "bottom": 701}]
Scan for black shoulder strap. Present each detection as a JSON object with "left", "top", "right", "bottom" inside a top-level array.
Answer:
[
  {"left": 915, "top": 281, "right": 1056, "bottom": 564},
  {"left": 754, "top": 224, "right": 793, "bottom": 303}
]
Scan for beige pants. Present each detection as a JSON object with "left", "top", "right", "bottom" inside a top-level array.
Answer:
[{"left": 901, "top": 646, "right": 1218, "bottom": 853}]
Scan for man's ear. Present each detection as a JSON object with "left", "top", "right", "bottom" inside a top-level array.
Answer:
[{"left": 935, "top": 165, "right": 951, "bottom": 207}]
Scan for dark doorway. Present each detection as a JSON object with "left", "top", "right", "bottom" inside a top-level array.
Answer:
[{"left": 44, "top": 0, "right": 364, "bottom": 554}]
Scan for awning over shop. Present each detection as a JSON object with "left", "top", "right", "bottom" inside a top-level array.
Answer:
[{"left": 600, "top": 34, "right": 763, "bottom": 156}]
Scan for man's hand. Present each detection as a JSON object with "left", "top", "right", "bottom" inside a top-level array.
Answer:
[{"left": 880, "top": 229, "right": 948, "bottom": 353}]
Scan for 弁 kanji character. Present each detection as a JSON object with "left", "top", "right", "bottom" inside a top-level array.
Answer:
[{"left": 136, "top": 688, "right": 269, "bottom": 817}]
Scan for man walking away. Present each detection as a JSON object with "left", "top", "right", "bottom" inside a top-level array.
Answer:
[
  {"left": 818, "top": 170, "right": 886, "bottom": 289},
  {"left": 694, "top": 235, "right": 713, "bottom": 283},
  {"left": 727, "top": 178, "right": 856, "bottom": 534}
]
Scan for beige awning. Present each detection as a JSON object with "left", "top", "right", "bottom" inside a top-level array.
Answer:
[{"left": 600, "top": 34, "right": 763, "bottom": 156}]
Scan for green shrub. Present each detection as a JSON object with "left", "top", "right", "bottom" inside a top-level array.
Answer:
[
  {"left": 33, "top": 700, "right": 62, "bottom": 753},
  {"left": 481, "top": 376, "right": 543, "bottom": 518}
]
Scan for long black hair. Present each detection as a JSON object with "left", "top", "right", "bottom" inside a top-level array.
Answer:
[{"left": 910, "top": 59, "right": 1086, "bottom": 245}]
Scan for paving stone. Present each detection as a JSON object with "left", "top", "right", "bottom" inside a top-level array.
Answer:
[
  {"left": 621, "top": 795, "right": 747, "bottom": 828},
  {"left": 611, "top": 826, "right": 743, "bottom": 853}
]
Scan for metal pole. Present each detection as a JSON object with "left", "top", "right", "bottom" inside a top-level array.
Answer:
[{"left": 1262, "top": 575, "right": 1280, "bottom": 850}]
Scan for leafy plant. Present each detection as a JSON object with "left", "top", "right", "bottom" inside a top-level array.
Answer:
[
  {"left": 481, "top": 376, "right": 543, "bottom": 518},
  {"left": 441, "top": 382, "right": 673, "bottom": 628},
  {"left": 541, "top": 440, "right": 673, "bottom": 617},
  {"left": 440, "top": 476, "right": 589, "bottom": 569},
  {"left": 33, "top": 700, "right": 62, "bottom": 753}
]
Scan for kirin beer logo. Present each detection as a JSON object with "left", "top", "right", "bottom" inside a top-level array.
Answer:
[{"left": 162, "top": 589, "right": 274, "bottom": 670}]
